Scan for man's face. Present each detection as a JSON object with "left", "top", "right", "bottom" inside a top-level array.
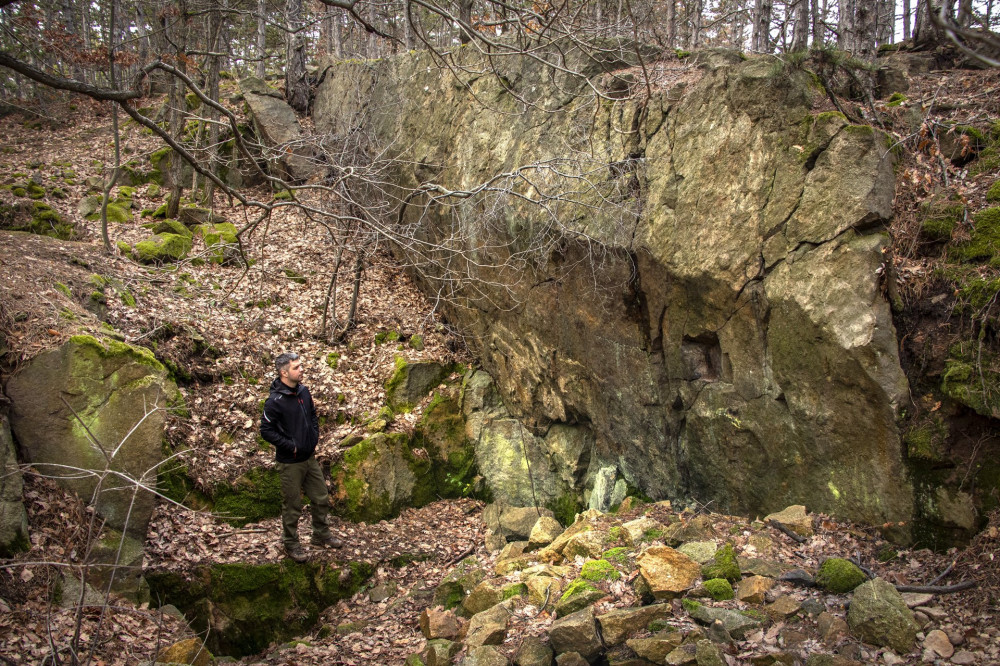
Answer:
[{"left": 283, "top": 359, "right": 304, "bottom": 384}]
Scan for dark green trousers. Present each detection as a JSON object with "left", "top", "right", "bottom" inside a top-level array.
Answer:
[{"left": 276, "top": 457, "right": 331, "bottom": 548}]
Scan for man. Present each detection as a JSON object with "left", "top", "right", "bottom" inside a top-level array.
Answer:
[{"left": 260, "top": 352, "right": 342, "bottom": 562}]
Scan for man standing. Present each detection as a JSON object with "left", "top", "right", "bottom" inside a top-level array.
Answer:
[{"left": 260, "top": 352, "right": 342, "bottom": 562}]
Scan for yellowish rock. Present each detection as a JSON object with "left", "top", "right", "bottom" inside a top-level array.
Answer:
[
  {"left": 736, "top": 575, "right": 775, "bottom": 604},
  {"left": 636, "top": 546, "right": 701, "bottom": 599},
  {"left": 528, "top": 516, "right": 564, "bottom": 548},
  {"left": 155, "top": 638, "right": 212, "bottom": 666},
  {"left": 763, "top": 505, "right": 813, "bottom": 537}
]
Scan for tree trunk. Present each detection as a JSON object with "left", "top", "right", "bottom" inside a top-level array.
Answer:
[
  {"left": 913, "top": 0, "right": 941, "bottom": 47},
  {"left": 811, "top": 0, "right": 823, "bottom": 46},
  {"left": 285, "top": 0, "right": 309, "bottom": 114},
  {"left": 752, "top": 0, "right": 773, "bottom": 52},
  {"left": 791, "top": 0, "right": 810, "bottom": 51},
  {"left": 665, "top": 0, "right": 676, "bottom": 49},
  {"left": 957, "top": 0, "right": 972, "bottom": 27},
  {"left": 458, "top": 0, "right": 473, "bottom": 44},
  {"left": 255, "top": 0, "right": 267, "bottom": 78},
  {"left": 838, "top": 0, "right": 856, "bottom": 50},
  {"left": 903, "top": 0, "right": 912, "bottom": 40}
]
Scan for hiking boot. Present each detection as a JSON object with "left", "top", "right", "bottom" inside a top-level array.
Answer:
[
  {"left": 310, "top": 534, "right": 344, "bottom": 549},
  {"left": 284, "top": 544, "right": 308, "bottom": 563}
]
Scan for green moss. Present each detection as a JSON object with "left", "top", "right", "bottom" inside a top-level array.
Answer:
[
  {"left": 681, "top": 598, "right": 702, "bottom": 613},
  {"left": 815, "top": 557, "right": 867, "bottom": 593},
  {"left": 904, "top": 416, "right": 949, "bottom": 463},
  {"left": 941, "top": 343, "right": 1000, "bottom": 418},
  {"left": 560, "top": 577, "right": 599, "bottom": 601},
  {"left": 26, "top": 183, "right": 45, "bottom": 199},
  {"left": 274, "top": 189, "right": 294, "bottom": 201},
  {"left": 212, "top": 467, "right": 283, "bottom": 527},
  {"left": 326, "top": 352, "right": 340, "bottom": 369},
  {"left": 886, "top": 92, "right": 907, "bottom": 107},
  {"left": 284, "top": 268, "right": 307, "bottom": 284},
  {"left": 157, "top": 461, "right": 210, "bottom": 508},
  {"left": 877, "top": 546, "right": 898, "bottom": 562},
  {"left": 54, "top": 282, "right": 72, "bottom": 298},
  {"left": 548, "top": 492, "right": 583, "bottom": 527},
  {"left": 198, "top": 222, "right": 238, "bottom": 263},
  {"left": 135, "top": 232, "right": 193, "bottom": 264},
  {"left": 502, "top": 582, "right": 528, "bottom": 600},
  {"left": 153, "top": 219, "right": 192, "bottom": 237},
  {"left": 408, "top": 334, "right": 424, "bottom": 350},
  {"left": 703, "top": 577, "right": 734, "bottom": 601},
  {"left": 701, "top": 543, "right": 741, "bottom": 583},
  {"left": 950, "top": 207, "right": 1000, "bottom": 263},
  {"left": 68, "top": 334, "right": 165, "bottom": 372},
  {"left": 580, "top": 559, "right": 621, "bottom": 582},
  {"left": 11, "top": 187, "right": 26, "bottom": 197},
  {"left": 116, "top": 241, "right": 134, "bottom": 260},
  {"left": 121, "top": 289, "right": 136, "bottom": 307},
  {"left": 603, "top": 547, "right": 629, "bottom": 564},
  {"left": 643, "top": 527, "right": 665, "bottom": 541},
  {"left": 375, "top": 330, "right": 399, "bottom": 345}
]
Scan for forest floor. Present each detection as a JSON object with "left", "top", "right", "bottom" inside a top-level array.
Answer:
[{"left": 1, "top": 53, "right": 999, "bottom": 665}]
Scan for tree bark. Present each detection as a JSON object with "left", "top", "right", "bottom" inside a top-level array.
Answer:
[
  {"left": 752, "top": 0, "right": 773, "bottom": 52},
  {"left": 285, "top": 0, "right": 309, "bottom": 114},
  {"left": 255, "top": 0, "right": 267, "bottom": 78},
  {"left": 791, "top": 0, "right": 810, "bottom": 51}
]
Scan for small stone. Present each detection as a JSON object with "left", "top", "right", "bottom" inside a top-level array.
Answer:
[
  {"left": 817, "top": 612, "right": 849, "bottom": 643},
  {"left": 677, "top": 540, "right": 718, "bottom": 564},
  {"left": 665, "top": 642, "right": 698, "bottom": 665},
  {"left": 419, "top": 607, "right": 464, "bottom": 640},
  {"left": 154, "top": 638, "right": 212, "bottom": 666},
  {"left": 780, "top": 629, "right": 809, "bottom": 648},
  {"left": 949, "top": 650, "right": 976, "bottom": 665},
  {"left": 946, "top": 630, "right": 964, "bottom": 646},
  {"left": 636, "top": 546, "right": 702, "bottom": 599},
  {"left": 529, "top": 516, "right": 564, "bottom": 548},
  {"left": 922, "top": 648, "right": 938, "bottom": 662},
  {"left": 514, "top": 635, "right": 553, "bottom": 666},
  {"left": 913, "top": 611, "right": 931, "bottom": 629},
  {"left": 882, "top": 652, "right": 905, "bottom": 665},
  {"left": 622, "top": 516, "right": 666, "bottom": 545},
  {"left": 763, "top": 505, "right": 813, "bottom": 537},
  {"left": 460, "top": 645, "right": 508, "bottom": 666},
  {"left": 597, "top": 604, "right": 673, "bottom": 646},
  {"left": 800, "top": 598, "right": 826, "bottom": 616},
  {"left": 901, "top": 592, "right": 935, "bottom": 608},
  {"left": 915, "top": 605, "right": 947, "bottom": 621},
  {"left": 695, "top": 639, "right": 727, "bottom": 666},
  {"left": 706, "top": 619, "right": 733, "bottom": 644},
  {"left": 548, "top": 606, "right": 602, "bottom": 661},
  {"left": 554, "top": 652, "right": 589, "bottom": 666},
  {"left": 924, "top": 629, "right": 955, "bottom": 658},
  {"left": 736, "top": 575, "right": 775, "bottom": 604},
  {"left": 626, "top": 632, "right": 684, "bottom": 662},
  {"left": 764, "top": 595, "right": 801, "bottom": 619}
]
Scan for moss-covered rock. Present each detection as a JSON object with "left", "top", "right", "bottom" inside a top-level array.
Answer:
[
  {"left": 0, "top": 415, "right": 29, "bottom": 557},
  {"left": 941, "top": 343, "right": 1000, "bottom": 419},
  {"left": 432, "top": 557, "right": 486, "bottom": 610},
  {"left": 135, "top": 232, "right": 193, "bottom": 264},
  {"left": 918, "top": 193, "right": 964, "bottom": 243},
  {"left": 950, "top": 207, "right": 1000, "bottom": 265},
  {"left": 385, "top": 358, "right": 452, "bottom": 410},
  {"left": 703, "top": 577, "right": 735, "bottom": 601},
  {"left": 7, "top": 336, "right": 173, "bottom": 537},
  {"left": 152, "top": 219, "right": 192, "bottom": 237},
  {"left": 580, "top": 558, "right": 620, "bottom": 582},
  {"left": 212, "top": 467, "right": 283, "bottom": 526},
  {"left": 815, "top": 557, "right": 867, "bottom": 593},
  {"left": 197, "top": 222, "right": 239, "bottom": 263},
  {"left": 555, "top": 577, "right": 604, "bottom": 617},
  {"left": 701, "top": 543, "right": 741, "bottom": 583},
  {"left": 145, "top": 559, "right": 373, "bottom": 657}
]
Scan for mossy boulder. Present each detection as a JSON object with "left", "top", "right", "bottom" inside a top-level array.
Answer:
[
  {"left": 0, "top": 198, "right": 76, "bottom": 239},
  {"left": 918, "top": 193, "right": 964, "bottom": 243},
  {"left": 331, "top": 432, "right": 431, "bottom": 522},
  {"left": 385, "top": 358, "right": 452, "bottom": 410},
  {"left": 701, "top": 543, "right": 741, "bottom": 583},
  {"left": 432, "top": 557, "right": 486, "bottom": 610},
  {"left": 212, "top": 467, "right": 283, "bottom": 526},
  {"left": 152, "top": 218, "right": 192, "bottom": 237},
  {"left": 197, "top": 222, "right": 239, "bottom": 263},
  {"left": 7, "top": 336, "right": 174, "bottom": 537},
  {"left": 847, "top": 578, "right": 919, "bottom": 653},
  {"left": 145, "top": 559, "right": 373, "bottom": 658},
  {"left": 950, "top": 207, "right": 1000, "bottom": 265},
  {"left": 580, "top": 558, "right": 620, "bottom": 582},
  {"left": 135, "top": 232, "right": 193, "bottom": 264},
  {"left": 555, "top": 577, "right": 604, "bottom": 617},
  {"left": 815, "top": 557, "right": 867, "bottom": 593},
  {"left": 702, "top": 577, "right": 735, "bottom": 601},
  {"left": 78, "top": 194, "right": 132, "bottom": 223},
  {"left": 941, "top": 344, "right": 1000, "bottom": 419}
]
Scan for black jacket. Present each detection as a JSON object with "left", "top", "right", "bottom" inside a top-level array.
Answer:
[{"left": 260, "top": 377, "right": 319, "bottom": 463}]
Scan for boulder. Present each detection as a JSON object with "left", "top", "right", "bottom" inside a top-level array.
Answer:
[
  {"left": 0, "top": 414, "right": 29, "bottom": 556},
  {"left": 314, "top": 49, "right": 914, "bottom": 531},
  {"left": 422, "top": 639, "right": 462, "bottom": 666},
  {"left": 763, "top": 506, "right": 813, "bottom": 537},
  {"left": 548, "top": 606, "right": 602, "bottom": 661},
  {"left": 636, "top": 546, "right": 702, "bottom": 599},
  {"left": 466, "top": 601, "right": 512, "bottom": 648},
  {"left": 846, "top": 578, "right": 919, "bottom": 654},
  {"left": 815, "top": 558, "right": 867, "bottom": 593},
  {"left": 621, "top": 516, "right": 666, "bottom": 546},
  {"left": 514, "top": 635, "right": 554, "bottom": 666},
  {"left": 134, "top": 232, "right": 192, "bottom": 264},
  {"left": 420, "top": 607, "right": 464, "bottom": 640},
  {"left": 145, "top": 559, "right": 372, "bottom": 658},
  {"left": 461, "top": 646, "right": 509, "bottom": 666},
  {"left": 241, "top": 82, "right": 317, "bottom": 182},
  {"left": 597, "top": 604, "right": 673, "bottom": 646},
  {"left": 7, "top": 336, "right": 175, "bottom": 537},
  {"left": 462, "top": 580, "right": 504, "bottom": 616},
  {"left": 625, "top": 631, "right": 684, "bottom": 662},
  {"left": 433, "top": 557, "right": 487, "bottom": 610},
  {"left": 385, "top": 360, "right": 452, "bottom": 410},
  {"left": 735, "top": 575, "right": 774, "bottom": 604},
  {"left": 677, "top": 541, "right": 718, "bottom": 564},
  {"left": 529, "top": 516, "right": 565, "bottom": 548},
  {"left": 684, "top": 602, "right": 763, "bottom": 640},
  {"left": 555, "top": 578, "right": 605, "bottom": 617}
]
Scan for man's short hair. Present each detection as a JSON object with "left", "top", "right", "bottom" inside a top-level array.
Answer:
[{"left": 275, "top": 352, "right": 299, "bottom": 375}]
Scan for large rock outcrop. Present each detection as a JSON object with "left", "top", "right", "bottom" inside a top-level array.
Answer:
[
  {"left": 314, "top": 46, "right": 913, "bottom": 529},
  {"left": 7, "top": 335, "right": 176, "bottom": 538},
  {"left": 240, "top": 77, "right": 317, "bottom": 182}
]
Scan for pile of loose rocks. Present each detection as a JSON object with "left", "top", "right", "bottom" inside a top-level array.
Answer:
[{"left": 405, "top": 501, "right": 988, "bottom": 666}]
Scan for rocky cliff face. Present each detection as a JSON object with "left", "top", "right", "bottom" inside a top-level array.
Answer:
[{"left": 314, "top": 47, "right": 914, "bottom": 529}]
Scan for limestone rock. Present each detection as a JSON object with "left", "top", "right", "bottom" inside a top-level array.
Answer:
[
  {"left": 466, "top": 602, "right": 512, "bottom": 648},
  {"left": 846, "top": 578, "right": 919, "bottom": 654},
  {"left": 461, "top": 646, "right": 509, "bottom": 666},
  {"left": 8, "top": 336, "right": 174, "bottom": 537},
  {"left": 154, "top": 638, "right": 213, "bottom": 666},
  {"left": 764, "top": 595, "right": 801, "bottom": 620},
  {"left": 555, "top": 578, "right": 605, "bottom": 617},
  {"left": 678, "top": 541, "right": 718, "bottom": 564},
  {"left": 736, "top": 575, "right": 775, "bottom": 604},
  {"left": 483, "top": 504, "right": 557, "bottom": 541},
  {"left": 922, "top": 629, "right": 954, "bottom": 658},
  {"left": 626, "top": 631, "right": 684, "bottom": 662},
  {"left": 0, "top": 415, "right": 28, "bottom": 556},
  {"left": 462, "top": 581, "right": 504, "bottom": 617},
  {"left": 422, "top": 639, "right": 462, "bottom": 666},
  {"left": 597, "top": 604, "right": 673, "bottom": 646},
  {"left": 514, "top": 635, "right": 553, "bottom": 666},
  {"left": 695, "top": 640, "right": 726, "bottom": 666},
  {"left": 420, "top": 607, "right": 463, "bottom": 640},
  {"left": 433, "top": 557, "right": 487, "bottom": 611},
  {"left": 241, "top": 82, "right": 317, "bottom": 182},
  {"left": 386, "top": 361, "right": 452, "bottom": 410},
  {"left": 525, "top": 575, "right": 563, "bottom": 611},
  {"left": 529, "top": 516, "right": 565, "bottom": 548},
  {"left": 636, "top": 546, "right": 701, "bottom": 599},
  {"left": 562, "top": 529, "right": 607, "bottom": 560},
  {"left": 685, "top": 603, "right": 763, "bottom": 640},
  {"left": 763, "top": 506, "right": 813, "bottom": 537},
  {"left": 817, "top": 611, "right": 849, "bottom": 643},
  {"left": 548, "top": 606, "right": 602, "bottom": 661},
  {"left": 622, "top": 517, "right": 667, "bottom": 546}
]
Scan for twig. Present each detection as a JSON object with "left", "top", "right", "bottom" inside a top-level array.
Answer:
[
  {"left": 928, "top": 560, "right": 956, "bottom": 586},
  {"left": 895, "top": 580, "right": 976, "bottom": 594},
  {"left": 767, "top": 519, "right": 807, "bottom": 544},
  {"left": 444, "top": 543, "right": 475, "bottom": 567}
]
